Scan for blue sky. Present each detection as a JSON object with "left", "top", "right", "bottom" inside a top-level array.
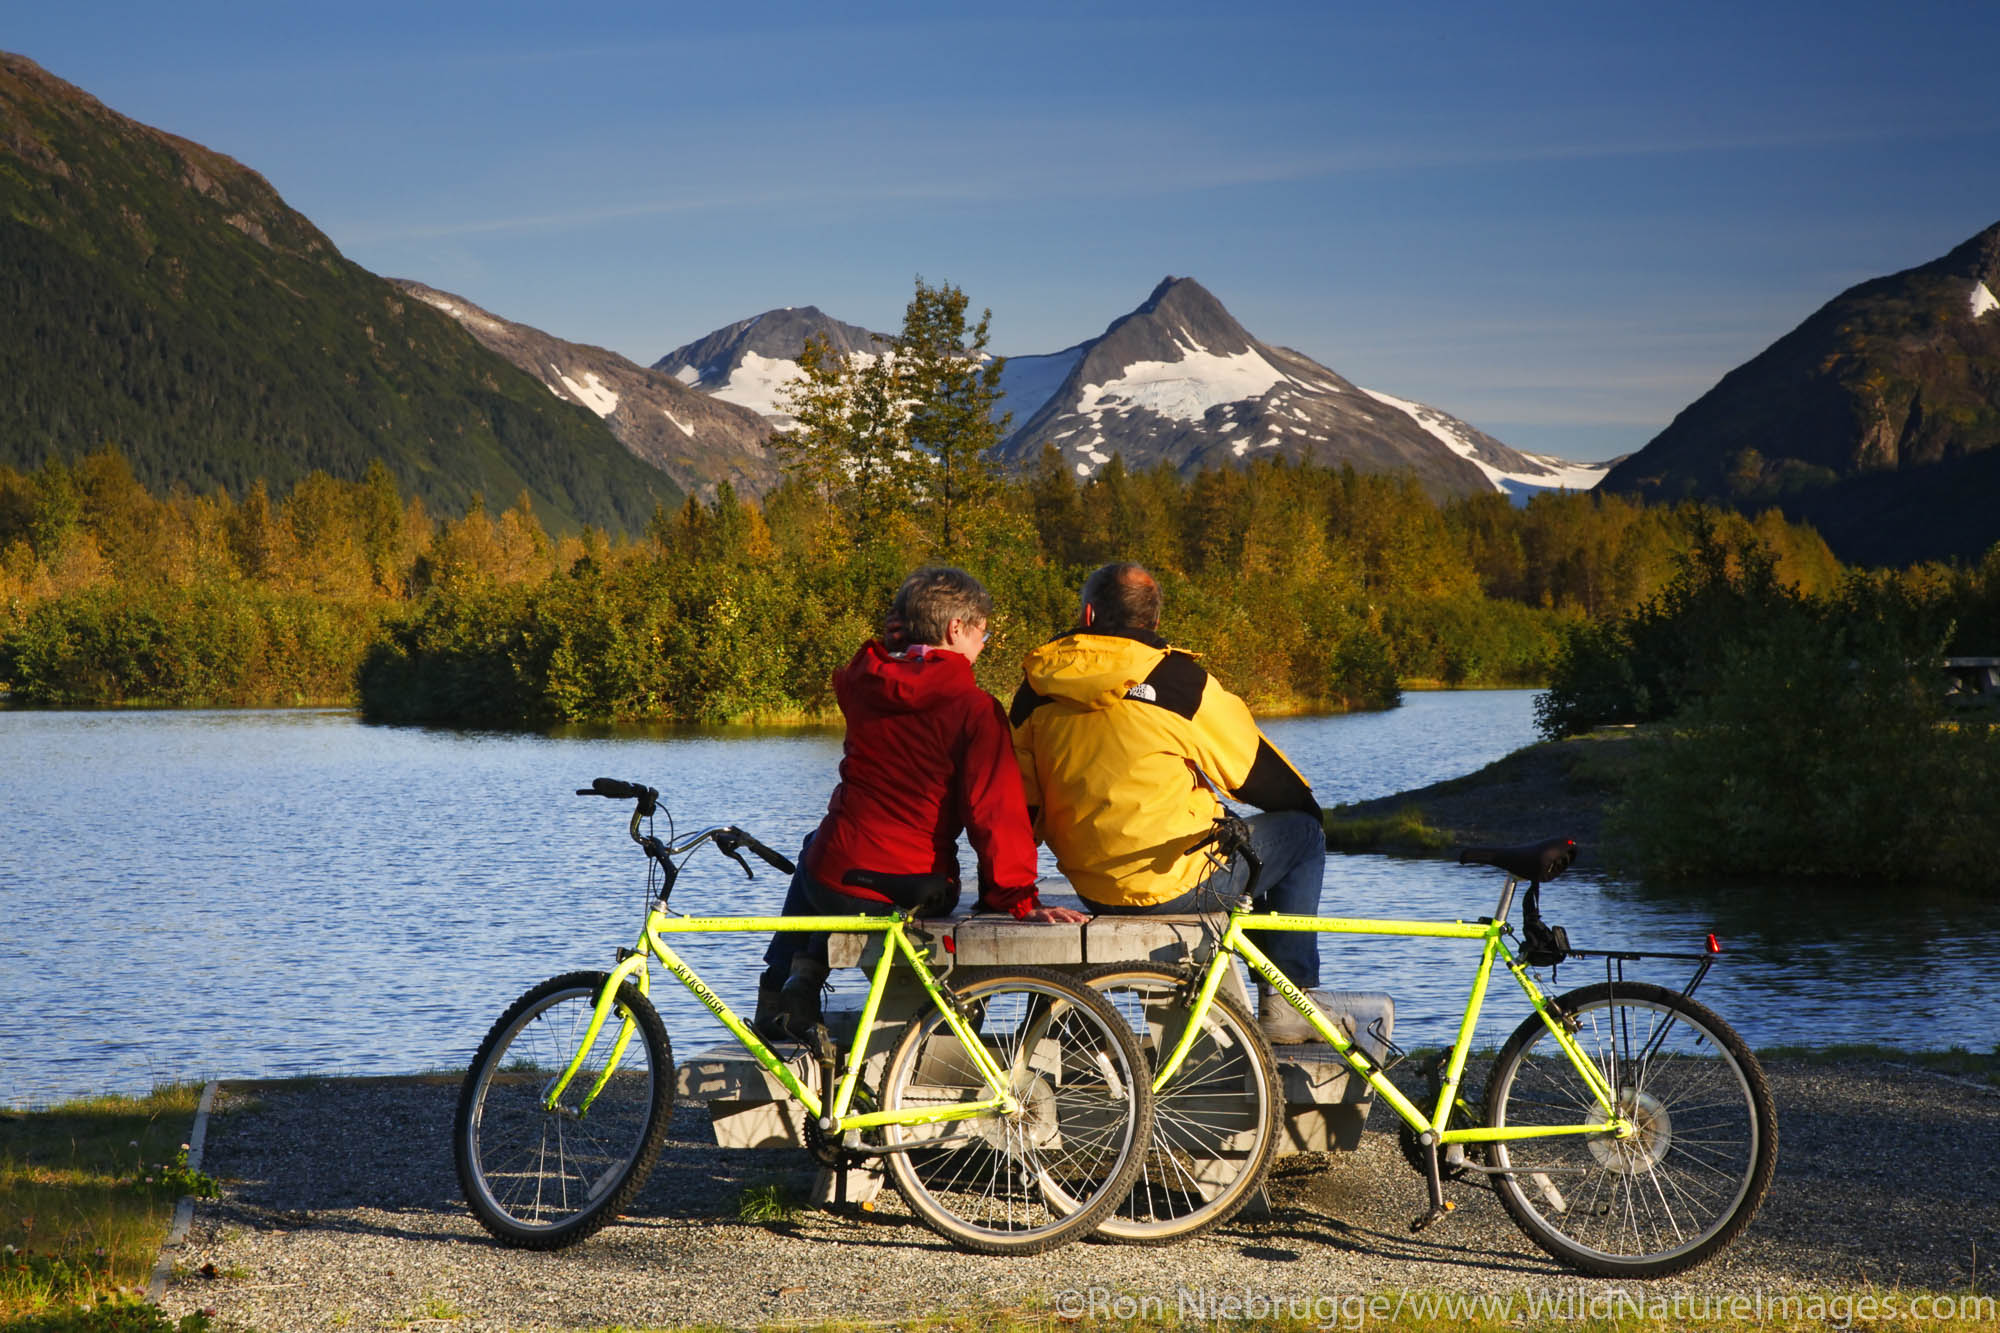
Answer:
[{"left": 11, "top": 1, "right": 1999, "bottom": 461}]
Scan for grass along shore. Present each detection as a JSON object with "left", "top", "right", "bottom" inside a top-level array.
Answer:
[{"left": 0, "top": 1085, "right": 215, "bottom": 1330}]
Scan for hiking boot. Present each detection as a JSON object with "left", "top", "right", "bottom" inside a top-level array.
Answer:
[
  {"left": 757, "top": 960, "right": 829, "bottom": 1044},
  {"left": 1257, "top": 982, "right": 1322, "bottom": 1045},
  {"left": 752, "top": 982, "right": 784, "bottom": 1038}
]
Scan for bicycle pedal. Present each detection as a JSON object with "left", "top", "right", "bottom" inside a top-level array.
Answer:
[
  {"left": 805, "top": 1023, "right": 840, "bottom": 1063},
  {"left": 1410, "top": 1199, "right": 1456, "bottom": 1233}
]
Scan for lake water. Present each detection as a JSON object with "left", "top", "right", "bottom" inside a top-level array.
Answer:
[{"left": 4, "top": 692, "right": 1995, "bottom": 1108}]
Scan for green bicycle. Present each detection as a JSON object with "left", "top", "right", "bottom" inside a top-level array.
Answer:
[
  {"left": 453, "top": 779, "right": 1154, "bottom": 1255},
  {"left": 1083, "top": 821, "right": 1776, "bottom": 1277}
]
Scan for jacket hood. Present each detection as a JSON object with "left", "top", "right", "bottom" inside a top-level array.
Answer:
[
  {"left": 1020, "top": 631, "right": 1169, "bottom": 709},
  {"left": 834, "top": 640, "right": 976, "bottom": 714}
]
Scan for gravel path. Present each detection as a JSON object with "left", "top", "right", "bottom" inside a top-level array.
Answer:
[{"left": 161, "top": 1061, "right": 1998, "bottom": 1331}]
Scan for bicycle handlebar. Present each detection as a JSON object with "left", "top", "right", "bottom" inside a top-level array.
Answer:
[{"left": 576, "top": 778, "right": 795, "bottom": 883}]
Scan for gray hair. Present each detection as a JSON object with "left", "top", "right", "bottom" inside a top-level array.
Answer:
[{"left": 894, "top": 567, "right": 992, "bottom": 646}]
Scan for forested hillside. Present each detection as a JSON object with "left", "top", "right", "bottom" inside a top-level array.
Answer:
[{"left": 0, "top": 52, "right": 680, "bottom": 534}]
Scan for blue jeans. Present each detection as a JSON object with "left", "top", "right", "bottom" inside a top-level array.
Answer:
[
  {"left": 1088, "top": 810, "right": 1325, "bottom": 989},
  {"left": 759, "top": 858, "right": 852, "bottom": 989},
  {"left": 760, "top": 845, "right": 963, "bottom": 988}
]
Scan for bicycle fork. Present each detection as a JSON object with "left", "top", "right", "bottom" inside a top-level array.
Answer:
[{"left": 542, "top": 944, "right": 657, "bottom": 1117}]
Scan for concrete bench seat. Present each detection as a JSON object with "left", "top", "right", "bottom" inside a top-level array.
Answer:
[{"left": 673, "top": 881, "right": 1395, "bottom": 1206}]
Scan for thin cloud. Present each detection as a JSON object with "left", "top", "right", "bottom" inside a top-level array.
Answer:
[
  {"left": 333, "top": 111, "right": 2000, "bottom": 248},
  {"left": 333, "top": 180, "right": 992, "bottom": 244}
]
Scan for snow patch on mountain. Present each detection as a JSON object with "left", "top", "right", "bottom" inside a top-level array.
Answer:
[
  {"left": 407, "top": 287, "right": 508, "bottom": 336},
  {"left": 1973, "top": 281, "right": 1999, "bottom": 319},
  {"left": 996, "top": 345, "right": 1084, "bottom": 428},
  {"left": 704, "top": 348, "right": 894, "bottom": 426},
  {"left": 1362, "top": 387, "right": 1608, "bottom": 499},
  {"left": 662, "top": 408, "right": 693, "bottom": 437},
  {"left": 555, "top": 369, "right": 619, "bottom": 418},
  {"left": 1074, "top": 342, "right": 1286, "bottom": 423},
  {"left": 709, "top": 352, "right": 804, "bottom": 421}
]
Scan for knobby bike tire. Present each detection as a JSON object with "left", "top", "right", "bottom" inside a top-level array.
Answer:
[
  {"left": 878, "top": 966, "right": 1154, "bottom": 1254},
  {"left": 1080, "top": 963, "right": 1282, "bottom": 1244},
  {"left": 454, "top": 971, "right": 675, "bottom": 1249},
  {"left": 1483, "top": 980, "right": 1777, "bottom": 1277}
]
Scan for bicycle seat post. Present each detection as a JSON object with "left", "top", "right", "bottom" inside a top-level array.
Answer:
[{"left": 1494, "top": 873, "right": 1521, "bottom": 926}]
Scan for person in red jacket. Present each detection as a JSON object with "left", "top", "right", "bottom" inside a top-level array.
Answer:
[{"left": 756, "top": 567, "right": 1087, "bottom": 1042}]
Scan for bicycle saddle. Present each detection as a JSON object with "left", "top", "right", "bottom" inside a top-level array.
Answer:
[
  {"left": 1457, "top": 836, "right": 1576, "bottom": 883},
  {"left": 841, "top": 869, "right": 963, "bottom": 918}
]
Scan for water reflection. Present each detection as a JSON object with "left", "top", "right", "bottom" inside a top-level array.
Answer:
[{"left": 2, "top": 694, "right": 1994, "bottom": 1108}]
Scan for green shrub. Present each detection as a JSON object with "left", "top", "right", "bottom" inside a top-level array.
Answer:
[
  {"left": 1607, "top": 613, "right": 2000, "bottom": 888},
  {"left": 0, "top": 586, "right": 377, "bottom": 706},
  {"left": 1537, "top": 523, "right": 1811, "bottom": 739}
]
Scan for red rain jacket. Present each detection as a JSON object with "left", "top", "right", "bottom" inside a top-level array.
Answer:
[{"left": 804, "top": 641, "right": 1043, "bottom": 917}]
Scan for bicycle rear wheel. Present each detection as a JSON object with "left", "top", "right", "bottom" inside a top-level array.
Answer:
[
  {"left": 878, "top": 967, "right": 1153, "bottom": 1254},
  {"left": 1082, "top": 964, "right": 1281, "bottom": 1243},
  {"left": 454, "top": 971, "right": 674, "bottom": 1249},
  {"left": 1484, "top": 981, "right": 1776, "bottom": 1277}
]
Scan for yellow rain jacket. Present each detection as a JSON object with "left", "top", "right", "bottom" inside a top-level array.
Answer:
[{"left": 1009, "top": 630, "right": 1319, "bottom": 908}]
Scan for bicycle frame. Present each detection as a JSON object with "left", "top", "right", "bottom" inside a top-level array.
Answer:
[
  {"left": 545, "top": 908, "right": 1022, "bottom": 1134},
  {"left": 1155, "top": 901, "right": 1635, "bottom": 1147}
]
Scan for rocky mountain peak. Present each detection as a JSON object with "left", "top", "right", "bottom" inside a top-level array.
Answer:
[
  {"left": 652, "top": 306, "right": 886, "bottom": 421},
  {"left": 1603, "top": 216, "right": 2000, "bottom": 564},
  {"left": 1098, "top": 275, "right": 1258, "bottom": 361},
  {"left": 1940, "top": 219, "right": 2000, "bottom": 284}
]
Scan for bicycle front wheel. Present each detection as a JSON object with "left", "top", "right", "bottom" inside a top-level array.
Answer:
[
  {"left": 1484, "top": 981, "right": 1776, "bottom": 1277},
  {"left": 1082, "top": 964, "right": 1281, "bottom": 1243},
  {"left": 454, "top": 971, "right": 674, "bottom": 1249},
  {"left": 879, "top": 967, "right": 1153, "bottom": 1254}
]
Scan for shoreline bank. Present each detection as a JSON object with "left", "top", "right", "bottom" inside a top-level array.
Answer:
[{"left": 1323, "top": 730, "right": 1634, "bottom": 858}]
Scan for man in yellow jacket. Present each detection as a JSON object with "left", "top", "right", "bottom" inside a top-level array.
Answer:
[{"left": 1009, "top": 563, "right": 1327, "bottom": 1041}]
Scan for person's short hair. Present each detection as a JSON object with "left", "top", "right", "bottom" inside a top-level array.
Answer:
[
  {"left": 893, "top": 567, "right": 992, "bottom": 646},
  {"left": 1080, "top": 562, "right": 1162, "bottom": 633}
]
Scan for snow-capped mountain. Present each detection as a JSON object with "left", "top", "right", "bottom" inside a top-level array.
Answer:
[
  {"left": 653, "top": 307, "right": 885, "bottom": 426},
  {"left": 395, "top": 281, "right": 779, "bottom": 499},
  {"left": 993, "top": 277, "right": 1607, "bottom": 501},
  {"left": 654, "top": 278, "right": 1607, "bottom": 503}
]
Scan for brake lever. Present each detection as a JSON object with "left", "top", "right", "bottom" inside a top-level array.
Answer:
[{"left": 710, "top": 831, "right": 756, "bottom": 879}]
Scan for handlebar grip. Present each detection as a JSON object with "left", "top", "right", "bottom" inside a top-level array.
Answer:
[
  {"left": 579, "top": 777, "right": 656, "bottom": 800},
  {"left": 577, "top": 778, "right": 659, "bottom": 817},
  {"left": 742, "top": 836, "right": 796, "bottom": 875}
]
